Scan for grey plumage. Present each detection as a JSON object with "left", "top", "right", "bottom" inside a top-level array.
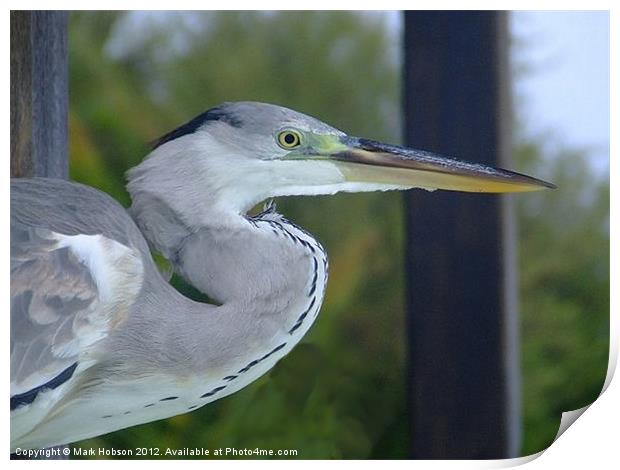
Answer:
[
  {"left": 11, "top": 178, "right": 148, "bottom": 396},
  {"left": 11, "top": 223, "right": 97, "bottom": 396}
]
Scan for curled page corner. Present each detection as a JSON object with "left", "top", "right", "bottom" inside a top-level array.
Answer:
[
  {"left": 550, "top": 352, "right": 616, "bottom": 446},
  {"left": 502, "top": 405, "right": 594, "bottom": 466},
  {"left": 553, "top": 405, "right": 591, "bottom": 442}
]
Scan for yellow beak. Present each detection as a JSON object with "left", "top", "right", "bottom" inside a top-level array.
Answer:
[{"left": 328, "top": 137, "right": 555, "bottom": 193}]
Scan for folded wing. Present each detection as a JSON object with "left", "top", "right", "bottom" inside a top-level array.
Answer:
[{"left": 11, "top": 222, "right": 144, "bottom": 439}]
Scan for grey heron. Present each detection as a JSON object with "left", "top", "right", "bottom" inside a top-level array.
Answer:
[{"left": 10, "top": 101, "right": 553, "bottom": 450}]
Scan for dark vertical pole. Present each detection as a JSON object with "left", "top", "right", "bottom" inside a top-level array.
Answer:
[
  {"left": 11, "top": 10, "right": 68, "bottom": 179},
  {"left": 403, "top": 11, "right": 520, "bottom": 458},
  {"left": 10, "top": 10, "right": 69, "bottom": 460}
]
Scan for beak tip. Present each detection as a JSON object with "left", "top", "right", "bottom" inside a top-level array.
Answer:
[{"left": 528, "top": 178, "right": 557, "bottom": 191}]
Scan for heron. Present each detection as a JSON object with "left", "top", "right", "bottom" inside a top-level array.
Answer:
[{"left": 10, "top": 101, "right": 553, "bottom": 451}]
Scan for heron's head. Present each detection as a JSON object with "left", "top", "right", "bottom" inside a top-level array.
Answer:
[{"left": 128, "top": 101, "right": 553, "bottom": 230}]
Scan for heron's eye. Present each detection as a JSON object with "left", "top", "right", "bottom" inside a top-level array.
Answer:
[{"left": 277, "top": 130, "right": 301, "bottom": 149}]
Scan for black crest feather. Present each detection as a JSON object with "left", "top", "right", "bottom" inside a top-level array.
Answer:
[{"left": 151, "top": 105, "right": 243, "bottom": 150}]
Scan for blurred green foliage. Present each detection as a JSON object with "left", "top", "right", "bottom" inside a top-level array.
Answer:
[
  {"left": 516, "top": 142, "right": 609, "bottom": 454},
  {"left": 66, "top": 11, "right": 609, "bottom": 459}
]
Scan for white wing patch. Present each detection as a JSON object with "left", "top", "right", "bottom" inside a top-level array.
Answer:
[
  {"left": 54, "top": 233, "right": 142, "bottom": 305},
  {"left": 46, "top": 233, "right": 145, "bottom": 353}
]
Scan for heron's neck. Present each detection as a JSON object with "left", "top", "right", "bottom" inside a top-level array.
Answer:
[
  {"left": 127, "top": 188, "right": 257, "bottom": 265},
  {"left": 171, "top": 205, "right": 327, "bottom": 310},
  {"left": 127, "top": 152, "right": 327, "bottom": 308},
  {"left": 111, "top": 206, "right": 328, "bottom": 409}
]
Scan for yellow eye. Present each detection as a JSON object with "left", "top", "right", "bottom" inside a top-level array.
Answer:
[{"left": 277, "top": 130, "right": 301, "bottom": 149}]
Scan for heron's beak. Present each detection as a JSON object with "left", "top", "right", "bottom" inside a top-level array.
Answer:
[{"left": 322, "top": 136, "right": 555, "bottom": 193}]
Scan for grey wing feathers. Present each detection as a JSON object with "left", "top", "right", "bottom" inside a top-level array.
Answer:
[
  {"left": 11, "top": 224, "right": 98, "bottom": 395},
  {"left": 10, "top": 178, "right": 146, "bottom": 400}
]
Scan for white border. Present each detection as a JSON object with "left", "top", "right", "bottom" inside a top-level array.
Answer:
[{"left": 3, "top": 4, "right": 616, "bottom": 467}]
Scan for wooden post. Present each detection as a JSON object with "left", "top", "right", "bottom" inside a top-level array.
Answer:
[
  {"left": 403, "top": 11, "right": 520, "bottom": 458},
  {"left": 11, "top": 10, "right": 68, "bottom": 179},
  {"left": 10, "top": 10, "right": 69, "bottom": 460}
]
